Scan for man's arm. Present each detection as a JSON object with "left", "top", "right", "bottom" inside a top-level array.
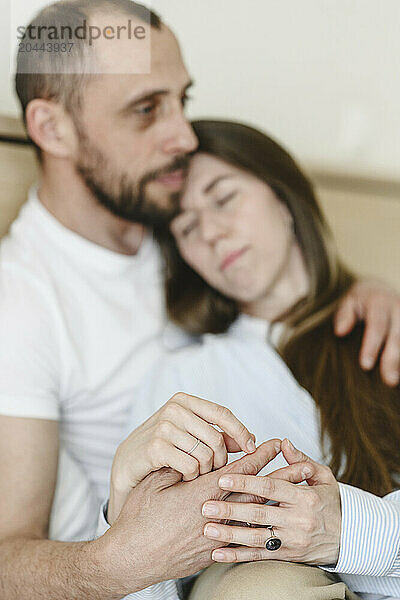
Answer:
[
  {"left": 0, "top": 272, "right": 124, "bottom": 597},
  {"left": 0, "top": 416, "right": 122, "bottom": 600},
  {"left": 0, "top": 537, "right": 121, "bottom": 600},
  {"left": 0, "top": 416, "right": 172, "bottom": 600}
]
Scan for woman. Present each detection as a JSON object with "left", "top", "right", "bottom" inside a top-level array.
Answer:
[
  {"left": 163, "top": 119, "right": 400, "bottom": 498},
  {"left": 108, "top": 120, "right": 399, "bottom": 600}
]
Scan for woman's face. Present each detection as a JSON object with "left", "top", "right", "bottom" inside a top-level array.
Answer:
[{"left": 171, "top": 153, "right": 306, "bottom": 310}]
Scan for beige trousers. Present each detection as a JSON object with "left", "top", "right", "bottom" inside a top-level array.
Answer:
[{"left": 189, "top": 561, "right": 360, "bottom": 600}]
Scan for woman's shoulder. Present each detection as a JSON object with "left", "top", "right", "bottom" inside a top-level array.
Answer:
[
  {"left": 134, "top": 334, "right": 236, "bottom": 420},
  {"left": 157, "top": 320, "right": 303, "bottom": 394},
  {"left": 149, "top": 328, "right": 255, "bottom": 394},
  {"left": 160, "top": 328, "right": 239, "bottom": 369},
  {"left": 131, "top": 320, "right": 320, "bottom": 440}
]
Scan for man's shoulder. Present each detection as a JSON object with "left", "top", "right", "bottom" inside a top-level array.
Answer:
[
  {"left": 0, "top": 194, "right": 57, "bottom": 288},
  {"left": 0, "top": 230, "right": 52, "bottom": 294},
  {"left": 0, "top": 224, "right": 57, "bottom": 317}
]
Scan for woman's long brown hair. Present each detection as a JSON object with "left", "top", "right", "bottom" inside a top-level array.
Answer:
[{"left": 157, "top": 119, "right": 400, "bottom": 496}]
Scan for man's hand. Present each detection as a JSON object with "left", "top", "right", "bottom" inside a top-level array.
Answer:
[
  {"left": 334, "top": 279, "right": 400, "bottom": 386},
  {"left": 202, "top": 439, "right": 341, "bottom": 567},
  {"left": 100, "top": 439, "right": 281, "bottom": 594},
  {"left": 109, "top": 392, "right": 256, "bottom": 523}
]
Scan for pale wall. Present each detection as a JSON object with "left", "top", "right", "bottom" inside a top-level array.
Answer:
[{"left": 1, "top": 0, "right": 399, "bottom": 179}]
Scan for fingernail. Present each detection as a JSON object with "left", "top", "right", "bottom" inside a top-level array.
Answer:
[
  {"left": 285, "top": 439, "right": 294, "bottom": 451},
  {"left": 387, "top": 372, "right": 399, "bottom": 385},
  {"left": 362, "top": 356, "right": 374, "bottom": 369},
  {"left": 204, "top": 525, "right": 220, "bottom": 538},
  {"left": 218, "top": 476, "right": 233, "bottom": 489},
  {"left": 212, "top": 550, "right": 226, "bottom": 561},
  {"left": 274, "top": 441, "right": 281, "bottom": 453},
  {"left": 202, "top": 503, "right": 219, "bottom": 516},
  {"left": 302, "top": 466, "right": 313, "bottom": 479},
  {"left": 247, "top": 439, "right": 256, "bottom": 452}
]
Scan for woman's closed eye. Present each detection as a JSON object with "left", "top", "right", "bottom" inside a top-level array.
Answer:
[
  {"left": 176, "top": 192, "right": 237, "bottom": 237},
  {"left": 181, "top": 219, "right": 199, "bottom": 237},
  {"left": 215, "top": 191, "right": 237, "bottom": 207}
]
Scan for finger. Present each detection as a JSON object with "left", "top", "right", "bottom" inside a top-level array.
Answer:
[
  {"left": 334, "top": 295, "right": 358, "bottom": 336},
  {"left": 204, "top": 522, "right": 278, "bottom": 548},
  {"left": 359, "top": 303, "right": 389, "bottom": 370},
  {"left": 216, "top": 473, "right": 300, "bottom": 505},
  {"left": 219, "top": 492, "right": 265, "bottom": 527},
  {"left": 223, "top": 432, "right": 256, "bottom": 454},
  {"left": 227, "top": 492, "right": 266, "bottom": 505},
  {"left": 150, "top": 438, "right": 200, "bottom": 481},
  {"left": 268, "top": 461, "right": 315, "bottom": 483},
  {"left": 220, "top": 492, "right": 265, "bottom": 526},
  {"left": 216, "top": 439, "right": 281, "bottom": 499},
  {"left": 202, "top": 500, "right": 283, "bottom": 526},
  {"left": 156, "top": 420, "right": 214, "bottom": 475},
  {"left": 163, "top": 402, "right": 229, "bottom": 469},
  {"left": 281, "top": 439, "right": 334, "bottom": 485},
  {"left": 187, "top": 440, "right": 215, "bottom": 475},
  {"left": 281, "top": 438, "right": 314, "bottom": 467},
  {"left": 170, "top": 392, "right": 256, "bottom": 455},
  {"left": 211, "top": 546, "right": 285, "bottom": 563},
  {"left": 222, "top": 433, "right": 242, "bottom": 454},
  {"left": 379, "top": 311, "right": 400, "bottom": 386}
]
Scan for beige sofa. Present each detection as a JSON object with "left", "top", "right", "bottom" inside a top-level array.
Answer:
[
  {"left": 1, "top": 115, "right": 399, "bottom": 290},
  {"left": 0, "top": 116, "right": 39, "bottom": 239}
]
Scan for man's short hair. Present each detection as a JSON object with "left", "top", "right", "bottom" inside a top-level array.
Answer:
[{"left": 15, "top": 0, "right": 162, "bottom": 150}]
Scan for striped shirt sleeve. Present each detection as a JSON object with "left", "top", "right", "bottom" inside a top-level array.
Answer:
[
  {"left": 324, "top": 483, "right": 400, "bottom": 577},
  {"left": 96, "top": 501, "right": 181, "bottom": 600}
]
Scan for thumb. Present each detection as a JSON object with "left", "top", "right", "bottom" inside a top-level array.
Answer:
[
  {"left": 215, "top": 439, "right": 281, "bottom": 499},
  {"left": 281, "top": 439, "right": 334, "bottom": 486}
]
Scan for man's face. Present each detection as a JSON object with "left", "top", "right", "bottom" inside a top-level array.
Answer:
[{"left": 73, "top": 18, "right": 198, "bottom": 227}]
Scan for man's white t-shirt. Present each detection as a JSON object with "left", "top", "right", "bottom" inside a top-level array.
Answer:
[{"left": 0, "top": 187, "right": 167, "bottom": 540}]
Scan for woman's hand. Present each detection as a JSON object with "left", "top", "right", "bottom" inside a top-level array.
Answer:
[
  {"left": 335, "top": 279, "right": 400, "bottom": 387},
  {"left": 108, "top": 392, "right": 256, "bottom": 523},
  {"left": 202, "top": 439, "right": 341, "bottom": 566}
]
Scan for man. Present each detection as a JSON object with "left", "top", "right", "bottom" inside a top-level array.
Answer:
[{"left": 0, "top": 1, "right": 399, "bottom": 599}]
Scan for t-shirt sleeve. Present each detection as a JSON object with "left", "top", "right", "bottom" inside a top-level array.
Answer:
[
  {"left": 0, "top": 267, "right": 60, "bottom": 420},
  {"left": 50, "top": 447, "right": 102, "bottom": 542}
]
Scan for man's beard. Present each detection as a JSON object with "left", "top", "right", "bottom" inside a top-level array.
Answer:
[{"left": 75, "top": 129, "right": 188, "bottom": 228}]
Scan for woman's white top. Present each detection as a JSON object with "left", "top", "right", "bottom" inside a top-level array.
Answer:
[
  {"left": 134, "top": 315, "right": 324, "bottom": 472},
  {"left": 113, "top": 315, "right": 400, "bottom": 600}
]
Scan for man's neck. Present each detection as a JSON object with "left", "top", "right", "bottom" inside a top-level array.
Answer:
[{"left": 38, "top": 162, "right": 146, "bottom": 256}]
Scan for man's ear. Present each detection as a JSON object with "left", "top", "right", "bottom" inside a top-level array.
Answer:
[{"left": 25, "top": 99, "right": 79, "bottom": 159}]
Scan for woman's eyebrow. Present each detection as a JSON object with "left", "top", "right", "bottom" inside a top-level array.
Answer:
[{"left": 203, "top": 174, "right": 235, "bottom": 195}]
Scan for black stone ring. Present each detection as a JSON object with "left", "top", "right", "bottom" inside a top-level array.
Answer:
[{"left": 265, "top": 526, "right": 282, "bottom": 551}]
